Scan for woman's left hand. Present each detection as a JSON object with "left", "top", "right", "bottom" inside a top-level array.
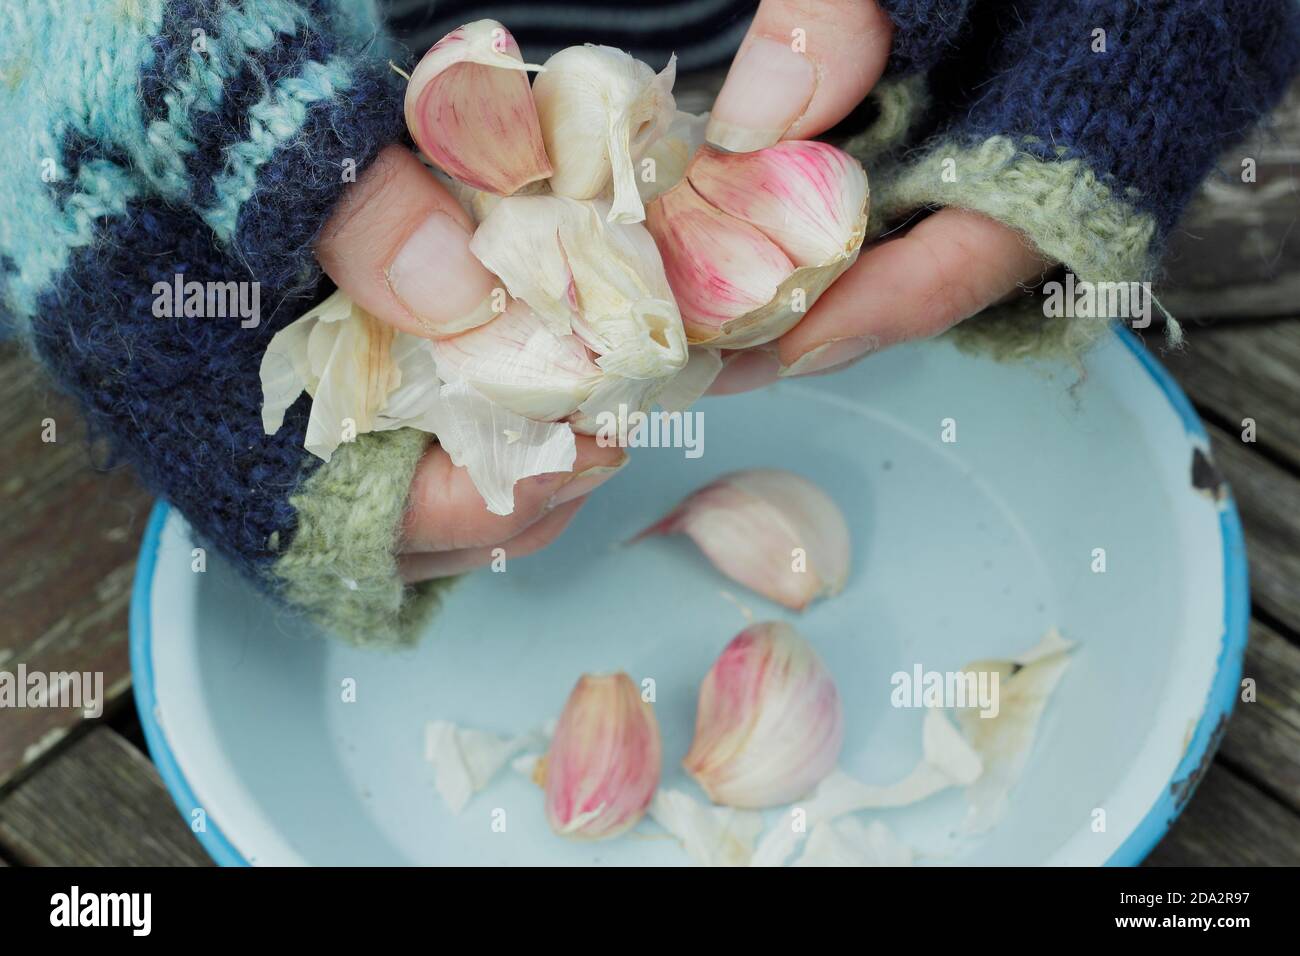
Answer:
[{"left": 703, "top": 0, "right": 1052, "bottom": 395}]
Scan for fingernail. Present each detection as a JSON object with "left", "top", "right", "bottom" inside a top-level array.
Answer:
[
  {"left": 387, "top": 211, "right": 500, "bottom": 335},
  {"left": 779, "top": 336, "right": 878, "bottom": 377},
  {"left": 706, "top": 37, "right": 816, "bottom": 153},
  {"left": 548, "top": 456, "right": 629, "bottom": 508},
  {"left": 709, "top": 350, "right": 781, "bottom": 395}
]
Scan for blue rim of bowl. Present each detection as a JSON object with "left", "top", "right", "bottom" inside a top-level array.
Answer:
[{"left": 128, "top": 326, "right": 1249, "bottom": 868}]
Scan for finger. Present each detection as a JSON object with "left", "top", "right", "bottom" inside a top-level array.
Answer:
[
  {"left": 706, "top": 0, "right": 893, "bottom": 152},
  {"left": 707, "top": 348, "right": 781, "bottom": 395},
  {"left": 315, "top": 145, "right": 499, "bottom": 338},
  {"left": 398, "top": 498, "right": 586, "bottom": 583},
  {"left": 400, "top": 437, "right": 628, "bottom": 552},
  {"left": 777, "top": 208, "right": 1054, "bottom": 376}
]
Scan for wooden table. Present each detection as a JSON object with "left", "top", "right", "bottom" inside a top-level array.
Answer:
[{"left": 1, "top": 90, "right": 1297, "bottom": 868}]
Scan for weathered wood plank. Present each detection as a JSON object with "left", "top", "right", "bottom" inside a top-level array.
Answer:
[
  {"left": 0, "top": 728, "right": 210, "bottom": 866},
  {"left": 1146, "top": 762, "right": 1300, "bottom": 866},
  {"left": 1158, "top": 79, "right": 1300, "bottom": 320},
  {"left": 1160, "top": 319, "right": 1300, "bottom": 472},
  {"left": 1222, "top": 618, "right": 1300, "bottom": 813},
  {"left": 1203, "top": 422, "right": 1300, "bottom": 635},
  {"left": 0, "top": 344, "right": 150, "bottom": 790}
]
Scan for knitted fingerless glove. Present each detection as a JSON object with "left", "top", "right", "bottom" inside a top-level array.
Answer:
[
  {"left": 0, "top": 0, "right": 443, "bottom": 647},
  {"left": 862, "top": 0, "right": 1300, "bottom": 356}
]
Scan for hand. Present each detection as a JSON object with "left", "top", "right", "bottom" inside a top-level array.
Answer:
[
  {"left": 704, "top": 0, "right": 1053, "bottom": 395},
  {"left": 315, "top": 146, "right": 627, "bottom": 583}
]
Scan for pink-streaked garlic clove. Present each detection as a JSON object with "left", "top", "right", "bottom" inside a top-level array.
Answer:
[
  {"left": 644, "top": 179, "right": 794, "bottom": 344},
  {"left": 684, "top": 622, "right": 844, "bottom": 808},
  {"left": 644, "top": 140, "right": 869, "bottom": 349},
  {"left": 540, "top": 672, "right": 662, "bottom": 840},
  {"left": 429, "top": 299, "right": 603, "bottom": 421},
  {"left": 403, "top": 20, "right": 553, "bottom": 196},
  {"left": 635, "top": 468, "right": 850, "bottom": 610},
  {"left": 688, "top": 141, "right": 869, "bottom": 267}
]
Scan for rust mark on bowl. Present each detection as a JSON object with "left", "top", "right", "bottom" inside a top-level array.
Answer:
[
  {"left": 1190, "top": 447, "right": 1228, "bottom": 503},
  {"left": 1169, "top": 714, "right": 1229, "bottom": 810}
]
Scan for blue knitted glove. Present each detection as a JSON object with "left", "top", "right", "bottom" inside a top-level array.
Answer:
[
  {"left": 0, "top": 0, "right": 444, "bottom": 645},
  {"left": 860, "top": 0, "right": 1300, "bottom": 352}
]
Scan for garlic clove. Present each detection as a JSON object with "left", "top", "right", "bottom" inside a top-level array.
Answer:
[
  {"left": 533, "top": 46, "right": 677, "bottom": 223},
  {"left": 428, "top": 379, "right": 576, "bottom": 516},
  {"left": 635, "top": 468, "right": 851, "bottom": 610},
  {"left": 404, "top": 20, "right": 553, "bottom": 196},
  {"left": 470, "top": 195, "right": 688, "bottom": 379},
  {"left": 636, "top": 109, "right": 709, "bottom": 204},
  {"left": 684, "top": 622, "right": 844, "bottom": 809},
  {"left": 644, "top": 179, "right": 797, "bottom": 347},
  {"left": 431, "top": 300, "right": 603, "bottom": 421},
  {"left": 540, "top": 672, "right": 662, "bottom": 840},
  {"left": 645, "top": 140, "right": 869, "bottom": 349},
  {"left": 688, "top": 142, "right": 869, "bottom": 267}
]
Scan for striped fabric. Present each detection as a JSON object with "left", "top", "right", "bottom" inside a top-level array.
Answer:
[{"left": 380, "top": 0, "right": 758, "bottom": 71}]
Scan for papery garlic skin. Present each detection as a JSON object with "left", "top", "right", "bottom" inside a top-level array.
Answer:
[
  {"left": 684, "top": 622, "right": 843, "bottom": 809},
  {"left": 260, "top": 290, "right": 441, "bottom": 462},
  {"left": 645, "top": 140, "right": 869, "bottom": 349},
  {"left": 542, "top": 672, "right": 662, "bottom": 840},
  {"left": 636, "top": 110, "right": 709, "bottom": 204},
  {"left": 404, "top": 20, "right": 553, "bottom": 196},
  {"left": 636, "top": 468, "right": 851, "bottom": 610},
  {"left": 533, "top": 45, "right": 676, "bottom": 223},
  {"left": 427, "top": 379, "right": 576, "bottom": 517},
  {"left": 431, "top": 299, "right": 603, "bottom": 421},
  {"left": 470, "top": 195, "right": 688, "bottom": 379}
]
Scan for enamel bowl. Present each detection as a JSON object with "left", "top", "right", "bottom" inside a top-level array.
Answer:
[{"left": 130, "top": 328, "right": 1246, "bottom": 866}]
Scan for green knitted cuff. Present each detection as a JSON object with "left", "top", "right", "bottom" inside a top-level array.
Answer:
[
  {"left": 273, "top": 428, "right": 454, "bottom": 648},
  {"left": 837, "top": 75, "right": 931, "bottom": 168},
  {"left": 862, "top": 135, "right": 1163, "bottom": 360}
]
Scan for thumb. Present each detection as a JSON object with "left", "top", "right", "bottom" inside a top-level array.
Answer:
[{"left": 706, "top": 0, "right": 893, "bottom": 152}]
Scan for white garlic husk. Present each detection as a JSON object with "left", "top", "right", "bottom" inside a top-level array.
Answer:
[
  {"left": 532, "top": 45, "right": 677, "bottom": 223},
  {"left": 430, "top": 299, "right": 603, "bottom": 421},
  {"left": 469, "top": 194, "right": 688, "bottom": 379},
  {"left": 259, "top": 289, "right": 441, "bottom": 461},
  {"left": 636, "top": 110, "right": 709, "bottom": 204},
  {"left": 684, "top": 622, "right": 844, "bottom": 809}
]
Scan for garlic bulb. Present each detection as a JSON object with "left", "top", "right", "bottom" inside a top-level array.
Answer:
[
  {"left": 636, "top": 468, "right": 851, "bottom": 610},
  {"left": 431, "top": 299, "right": 603, "bottom": 421},
  {"left": 533, "top": 45, "right": 677, "bottom": 223},
  {"left": 260, "top": 290, "right": 441, "bottom": 461},
  {"left": 645, "top": 140, "right": 869, "bottom": 348},
  {"left": 404, "top": 20, "right": 553, "bottom": 196},
  {"left": 685, "top": 622, "right": 843, "bottom": 809},
  {"left": 540, "top": 672, "right": 662, "bottom": 839},
  {"left": 469, "top": 194, "right": 688, "bottom": 379}
]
